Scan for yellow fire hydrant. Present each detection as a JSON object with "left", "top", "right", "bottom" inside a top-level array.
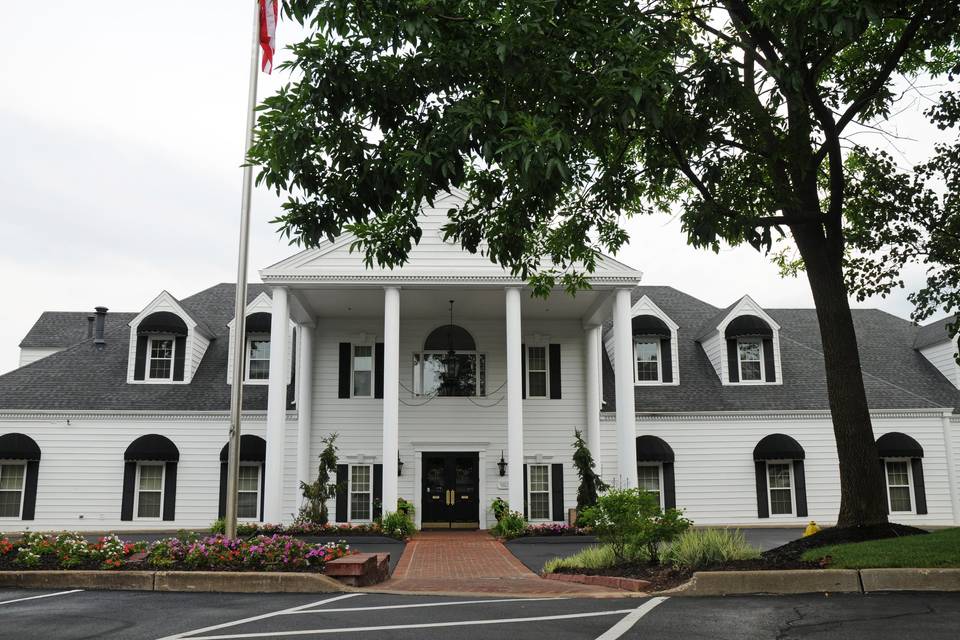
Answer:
[{"left": 803, "top": 521, "right": 821, "bottom": 537}]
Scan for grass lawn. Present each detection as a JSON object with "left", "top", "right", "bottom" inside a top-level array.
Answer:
[{"left": 801, "top": 528, "right": 960, "bottom": 568}]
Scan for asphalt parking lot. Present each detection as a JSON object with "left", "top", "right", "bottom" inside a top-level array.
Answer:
[{"left": 1, "top": 588, "right": 959, "bottom": 639}]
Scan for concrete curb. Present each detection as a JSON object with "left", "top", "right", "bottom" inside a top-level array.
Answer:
[
  {"left": 0, "top": 570, "right": 347, "bottom": 594},
  {"left": 662, "top": 570, "right": 862, "bottom": 596},
  {"left": 543, "top": 572, "right": 650, "bottom": 592},
  {"left": 861, "top": 568, "right": 960, "bottom": 592}
]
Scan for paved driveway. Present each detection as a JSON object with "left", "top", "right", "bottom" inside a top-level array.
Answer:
[{"left": 1, "top": 588, "right": 957, "bottom": 639}]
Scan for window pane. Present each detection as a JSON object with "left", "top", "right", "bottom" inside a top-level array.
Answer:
[
  {"left": 237, "top": 492, "right": 259, "bottom": 519},
  {"left": 137, "top": 491, "right": 161, "bottom": 518},
  {"left": 638, "top": 465, "right": 660, "bottom": 493},
  {"left": 738, "top": 341, "right": 762, "bottom": 381},
  {"left": 529, "top": 371, "right": 547, "bottom": 397},
  {"left": 0, "top": 465, "right": 24, "bottom": 491},
  {"left": 634, "top": 340, "right": 659, "bottom": 381},
  {"left": 530, "top": 465, "right": 549, "bottom": 492},
  {"left": 350, "top": 493, "right": 370, "bottom": 521},
  {"left": 0, "top": 491, "right": 20, "bottom": 517},
  {"left": 528, "top": 347, "right": 546, "bottom": 371},
  {"left": 353, "top": 370, "right": 372, "bottom": 396},
  {"left": 768, "top": 463, "right": 791, "bottom": 489},
  {"left": 139, "top": 465, "right": 163, "bottom": 491},
  {"left": 886, "top": 461, "right": 910, "bottom": 487},
  {"left": 889, "top": 486, "right": 912, "bottom": 512},
  {"left": 353, "top": 346, "right": 372, "bottom": 370},
  {"left": 248, "top": 360, "right": 270, "bottom": 379},
  {"left": 149, "top": 339, "right": 173, "bottom": 379},
  {"left": 249, "top": 339, "right": 270, "bottom": 360},
  {"left": 247, "top": 339, "right": 271, "bottom": 380},
  {"left": 351, "top": 466, "right": 371, "bottom": 492},
  {"left": 530, "top": 492, "right": 550, "bottom": 520},
  {"left": 740, "top": 361, "right": 762, "bottom": 380},
  {"left": 770, "top": 488, "right": 793, "bottom": 515},
  {"left": 238, "top": 465, "right": 259, "bottom": 491}
]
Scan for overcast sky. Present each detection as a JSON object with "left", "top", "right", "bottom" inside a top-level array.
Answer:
[{"left": 0, "top": 2, "right": 945, "bottom": 375}]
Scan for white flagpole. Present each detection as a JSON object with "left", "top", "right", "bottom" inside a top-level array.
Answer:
[{"left": 225, "top": 0, "right": 262, "bottom": 539}]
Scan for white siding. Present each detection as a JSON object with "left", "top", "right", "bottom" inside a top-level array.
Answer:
[
  {"left": 700, "top": 332, "right": 724, "bottom": 379},
  {"left": 188, "top": 333, "right": 210, "bottom": 383},
  {"left": 920, "top": 339, "right": 960, "bottom": 389},
  {"left": 18, "top": 348, "right": 61, "bottom": 368}
]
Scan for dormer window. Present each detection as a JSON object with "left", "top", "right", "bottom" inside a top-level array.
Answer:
[
  {"left": 630, "top": 311, "right": 675, "bottom": 385},
  {"left": 147, "top": 336, "right": 175, "bottom": 380},
  {"left": 228, "top": 306, "right": 285, "bottom": 387},
  {"left": 722, "top": 311, "right": 779, "bottom": 385},
  {"left": 245, "top": 336, "right": 271, "bottom": 381},
  {"left": 737, "top": 338, "right": 764, "bottom": 382}
]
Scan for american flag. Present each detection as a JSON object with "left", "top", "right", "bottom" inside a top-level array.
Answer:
[{"left": 259, "top": 0, "right": 278, "bottom": 74}]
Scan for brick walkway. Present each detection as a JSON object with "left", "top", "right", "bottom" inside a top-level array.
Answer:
[{"left": 369, "top": 530, "right": 626, "bottom": 597}]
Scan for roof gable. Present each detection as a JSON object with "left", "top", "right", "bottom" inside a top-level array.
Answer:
[{"left": 696, "top": 295, "right": 780, "bottom": 342}]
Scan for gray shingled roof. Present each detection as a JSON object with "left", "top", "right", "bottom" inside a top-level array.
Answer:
[
  {"left": 602, "top": 286, "right": 960, "bottom": 413},
  {"left": 18, "top": 311, "right": 138, "bottom": 348},
  {"left": 0, "top": 284, "right": 284, "bottom": 412},
  {"left": 914, "top": 314, "right": 958, "bottom": 350}
]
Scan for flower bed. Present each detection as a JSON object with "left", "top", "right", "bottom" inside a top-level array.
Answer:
[
  {"left": 211, "top": 519, "right": 402, "bottom": 539},
  {"left": 0, "top": 533, "right": 352, "bottom": 573},
  {"left": 497, "top": 522, "right": 592, "bottom": 539}
]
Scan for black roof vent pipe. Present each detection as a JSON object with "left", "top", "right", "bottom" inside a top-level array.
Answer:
[
  {"left": 87, "top": 316, "right": 95, "bottom": 339},
  {"left": 94, "top": 307, "right": 108, "bottom": 350}
]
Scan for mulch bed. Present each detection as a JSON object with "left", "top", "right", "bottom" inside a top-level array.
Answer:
[{"left": 551, "top": 523, "right": 929, "bottom": 591}]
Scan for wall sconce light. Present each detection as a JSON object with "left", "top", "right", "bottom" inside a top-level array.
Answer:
[
  {"left": 397, "top": 453, "right": 404, "bottom": 477},
  {"left": 497, "top": 450, "right": 507, "bottom": 477}
]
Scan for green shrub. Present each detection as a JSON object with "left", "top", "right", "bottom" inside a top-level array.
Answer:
[
  {"left": 210, "top": 518, "right": 225, "bottom": 534},
  {"left": 660, "top": 528, "right": 760, "bottom": 569},
  {"left": 572, "top": 429, "right": 608, "bottom": 511},
  {"left": 543, "top": 543, "right": 647, "bottom": 573},
  {"left": 380, "top": 511, "right": 416, "bottom": 539},
  {"left": 491, "top": 497, "right": 509, "bottom": 523},
  {"left": 491, "top": 510, "right": 527, "bottom": 539},
  {"left": 579, "top": 488, "right": 691, "bottom": 563},
  {"left": 396, "top": 497, "right": 416, "bottom": 518}
]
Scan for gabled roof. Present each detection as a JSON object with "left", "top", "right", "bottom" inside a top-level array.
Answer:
[
  {"left": 602, "top": 286, "right": 960, "bottom": 413},
  {"left": 0, "top": 284, "right": 293, "bottom": 412},
  {"left": 260, "top": 190, "right": 643, "bottom": 286},
  {"left": 694, "top": 294, "right": 780, "bottom": 342},
  {"left": 19, "top": 311, "right": 137, "bottom": 349},
  {"left": 914, "top": 314, "right": 958, "bottom": 350},
  {"left": 130, "top": 290, "right": 215, "bottom": 340}
]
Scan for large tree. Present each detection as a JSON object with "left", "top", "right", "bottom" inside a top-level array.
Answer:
[{"left": 250, "top": 0, "right": 960, "bottom": 527}]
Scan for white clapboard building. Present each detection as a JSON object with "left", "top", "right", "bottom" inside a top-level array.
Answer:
[{"left": 2, "top": 190, "right": 959, "bottom": 531}]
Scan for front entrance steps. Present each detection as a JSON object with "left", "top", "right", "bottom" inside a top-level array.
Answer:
[
  {"left": 325, "top": 553, "right": 391, "bottom": 587},
  {"left": 364, "top": 530, "right": 629, "bottom": 597}
]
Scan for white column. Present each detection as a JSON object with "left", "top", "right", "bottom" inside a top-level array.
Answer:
[
  {"left": 296, "top": 323, "right": 314, "bottom": 491},
  {"left": 942, "top": 413, "right": 960, "bottom": 524},
  {"left": 613, "top": 288, "right": 638, "bottom": 488},
  {"left": 505, "top": 287, "right": 525, "bottom": 511},
  {"left": 265, "top": 286, "right": 290, "bottom": 522},
  {"left": 381, "top": 287, "right": 401, "bottom": 514},
  {"left": 584, "top": 324, "right": 602, "bottom": 463}
]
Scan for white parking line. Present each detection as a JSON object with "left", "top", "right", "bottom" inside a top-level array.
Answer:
[
  {"left": 184, "top": 609, "right": 637, "bottom": 639},
  {"left": 594, "top": 597, "right": 668, "bottom": 640},
  {"left": 155, "top": 593, "right": 362, "bottom": 640},
  {"left": 0, "top": 589, "right": 84, "bottom": 606},
  {"left": 283, "top": 596, "right": 566, "bottom": 614}
]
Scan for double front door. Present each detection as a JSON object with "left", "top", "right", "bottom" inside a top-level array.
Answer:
[{"left": 421, "top": 452, "right": 480, "bottom": 529}]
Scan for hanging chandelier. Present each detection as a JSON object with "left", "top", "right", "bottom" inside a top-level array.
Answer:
[{"left": 440, "top": 300, "right": 461, "bottom": 388}]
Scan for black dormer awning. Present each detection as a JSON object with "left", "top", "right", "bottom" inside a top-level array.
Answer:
[
  {"left": 632, "top": 315, "right": 671, "bottom": 338},
  {"left": 0, "top": 433, "right": 41, "bottom": 461},
  {"left": 725, "top": 314, "right": 773, "bottom": 338},
  {"left": 138, "top": 311, "right": 189, "bottom": 336},
  {"left": 876, "top": 432, "right": 924, "bottom": 458},
  {"left": 245, "top": 312, "right": 272, "bottom": 333},
  {"left": 219, "top": 435, "right": 267, "bottom": 462},
  {"left": 636, "top": 435, "right": 675, "bottom": 462},
  {"left": 124, "top": 434, "right": 179, "bottom": 461},
  {"left": 754, "top": 434, "right": 805, "bottom": 460}
]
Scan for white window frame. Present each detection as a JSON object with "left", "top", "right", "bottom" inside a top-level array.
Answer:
[
  {"left": 637, "top": 462, "right": 664, "bottom": 509},
  {"left": 633, "top": 337, "right": 662, "bottom": 385},
  {"left": 351, "top": 345, "right": 375, "bottom": 398},
  {"left": 526, "top": 464, "right": 552, "bottom": 522},
  {"left": 0, "top": 462, "right": 27, "bottom": 519},
  {"left": 412, "top": 351, "right": 487, "bottom": 397},
  {"left": 244, "top": 334, "right": 271, "bottom": 385},
  {"left": 146, "top": 334, "right": 176, "bottom": 381},
  {"left": 884, "top": 458, "right": 915, "bottom": 514},
  {"left": 348, "top": 463, "right": 373, "bottom": 522},
  {"left": 766, "top": 460, "right": 796, "bottom": 517},
  {"left": 737, "top": 337, "right": 765, "bottom": 383},
  {"left": 134, "top": 462, "right": 165, "bottom": 520},
  {"left": 525, "top": 345, "right": 549, "bottom": 398},
  {"left": 237, "top": 462, "right": 262, "bottom": 521}
]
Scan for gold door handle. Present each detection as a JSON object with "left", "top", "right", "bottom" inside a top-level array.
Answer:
[{"left": 447, "top": 490, "right": 454, "bottom": 506}]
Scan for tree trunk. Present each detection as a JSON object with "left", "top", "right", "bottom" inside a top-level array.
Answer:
[{"left": 792, "top": 225, "right": 889, "bottom": 528}]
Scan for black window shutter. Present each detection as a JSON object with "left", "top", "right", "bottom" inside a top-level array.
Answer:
[
  {"left": 660, "top": 338, "right": 673, "bottom": 383},
  {"left": 373, "top": 464, "right": 384, "bottom": 519},
  {"left": 522, "top": 463, "right": 528, "bottom": 518},
  {"left": 21, "top": 460, "right": 39, "bottom": 520},
  {"left": 727, "top": 339, "right": 740, "bottom": 383},
  {"left": 762, "top": 338, "right": 776, "bottom": 382},
  {"left": 217, "top": 462, "right": 227, "bottom": 519},
  {"left": 259, "top": 462, "right": 266, "bottom": 521},
  {"left": 162, "top": 461, "right": 177, "bottom": 521},
  {"left": 550, "top": 463, "right": 564, "bottom": 521},
  {"left": 880, "top": 459, "right": 889, "bottom": 515},
  {"left": 133, "top": 335, "right": 148, "bottom": 380},
  {"left": 173, "top": 336, "right": 187, "bottom": 381},
  {"left": 374, "top": 343, "right": 385, "bottom": 399},
  {"left": 662, "top": 462, "right": 676, "bottom": 510},
  {"left": 911, "top": 458, "right": 928, "bottom": 515},
  {"left": 336, "top": 464, "right": 348, "bottom": 521},
  {"left": 521, "top": 343, "right": 527, "bottom": 399},
  {"left": 548, "top": 344, "right": 562, "bottom": 399},
  {"left": 121, "top": 461, "right": 137, "bottom": 521},
  {"left": 338, "top": 343, "right": 351, "bottom": 398},
  {"left": 793, "top": 460, "right": 808, "bottom": 517},
  {"left": 754, "top": 460, "right": 769, "bottom": 518}
]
